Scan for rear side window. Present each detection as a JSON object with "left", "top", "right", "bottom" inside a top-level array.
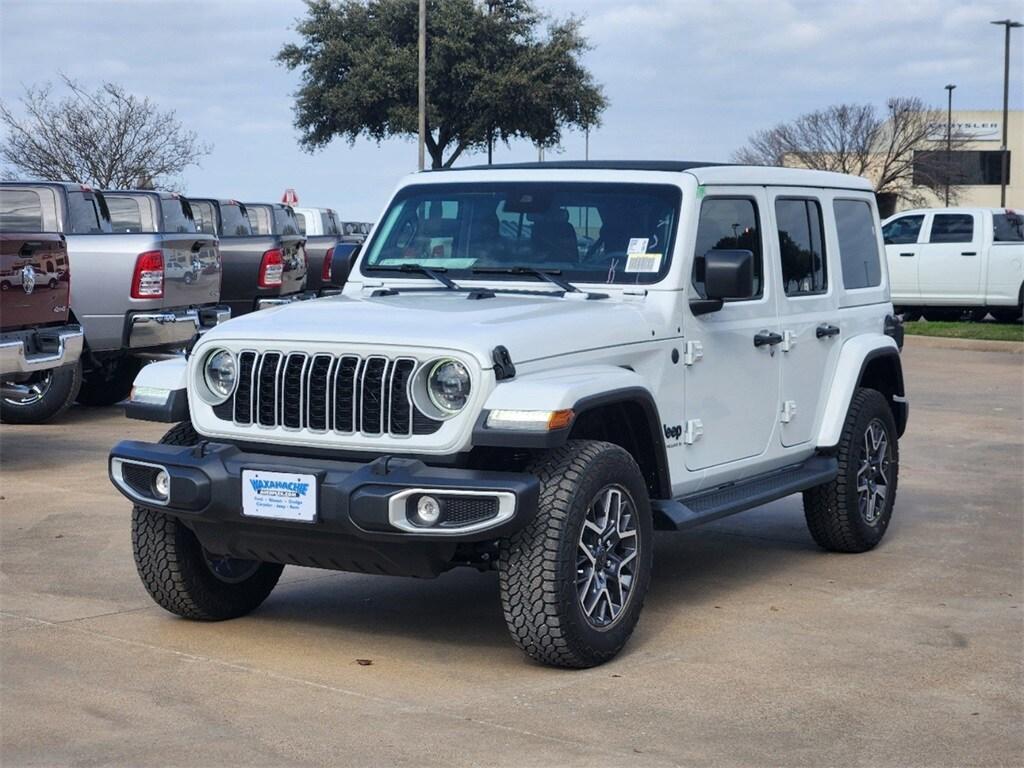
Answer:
[
  {"left": 993, "top": 212, "right": 1024, "bottom": 242},
  {"left": 274, "top": 207, "right": 300, "bottom": 236},
  {"left": 775, "top": 198, "right": 826, "bottom": 296},
  {"left": 882, "top": 215, "right": 924, "bottom": 245},
  {"left": 293, "top": 211, "right": 307, "bottom": 234},
  {"left": 191, "top": 200, "right": 217, "bottom": 235},
  {"left": 834, "top": 200, "right": 882, "bottom": 289},
  {"left": 0, "top": 189, "right": 43, "bottom": 231},
  {"left": 220, "top": 203, "right": 253, "bottom": 236},
  {"left": 106, "top": 196, "right": 147, "bottom": 233},
  {"left": 247, "top": 206, "right": 271, "bottom": 235},
  {"left": 929, "top": 214, "right": 974, "bottom": 243},
  {"left": 66, "top": 191, "right": 106, "bottom": 233},
  {"left": 322, "top": 210, "right": 340, "bottom": 235},
  {"left": 160, "top": 198, "right": 197, "bottom": 233},
  {"left": 692, "top": 198, "right": 764, "bottom": 300}
]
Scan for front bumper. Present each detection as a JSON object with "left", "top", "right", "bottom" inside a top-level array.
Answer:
[
  {"left": 0, "top": 324, "right": 84, "bottom": 377},
  {"left": 126, "top": 305, "right": 230, "bottom": 350},
  {"left": 109, "top": 440, "right": 539, "bottom": 567}
]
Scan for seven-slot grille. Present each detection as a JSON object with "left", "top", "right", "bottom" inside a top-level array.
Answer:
[{"left": 213, "top": 351, "right": 443, "bottom": 436}]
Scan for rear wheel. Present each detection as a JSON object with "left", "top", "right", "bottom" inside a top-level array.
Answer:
[
  {"left": 131, "top": 422, "right": 284, "bottom": 620},
  {"left": 77, "top": 357, "right": 142, "bottom": 406},
  {"left": 498, "top": 441, "right": 653, "bottom": 668},
  {"left": 0, "top": 362, "right": 81, "bottom": 424},
  {"left": 803, "top": 389, "right": 899, "bottom": 553}
]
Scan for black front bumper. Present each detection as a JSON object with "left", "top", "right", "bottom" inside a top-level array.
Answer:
[{"left": 109, "top": 440, "right": 539, "bottom": 577}]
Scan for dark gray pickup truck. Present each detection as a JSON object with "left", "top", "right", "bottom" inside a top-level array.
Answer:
[
  {"left": 239, "top": 202, "right": 308, "bottom": 310},
  {"left": 189, "top": 198, "right": 308, "bottom": 318}
]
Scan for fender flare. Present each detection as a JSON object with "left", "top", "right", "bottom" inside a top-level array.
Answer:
[
  {"left": 817, "top": 335, "right": 905, "bottom": 448},
  {"left": 124, "top": 356, "right": 190, "bottom": 423}
]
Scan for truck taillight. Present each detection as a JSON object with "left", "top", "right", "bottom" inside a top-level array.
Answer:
[
  {"left": 321, "top": 247, "right": 335, "bottom": 282},
  {"left": 131, "top": 250, "right": 164, "bottom": 299},
  {"left": 258, "top": 248, "right": 284, "bottom": 287}
]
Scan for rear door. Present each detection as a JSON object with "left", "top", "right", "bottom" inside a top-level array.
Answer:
[
  {"left": 882, "top": 213, "right": 925, "bottom": 303},
  {"left": 986, "top": 211, "right": 1024, "bottom": 304},
  {"left": 158, "top": 196, "right": 220, "bottom": 307},
  {"left": 918, "top": 212, "right": 982, "bottom": 302}
]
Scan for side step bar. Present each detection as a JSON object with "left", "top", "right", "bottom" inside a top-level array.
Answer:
[{"left": 651, "top": 455, "right": 838, "bottom": 531}]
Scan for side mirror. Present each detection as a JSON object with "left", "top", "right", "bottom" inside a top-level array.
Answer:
[{"left": 691, "top": 249, "right": 755, "bottom": 316}]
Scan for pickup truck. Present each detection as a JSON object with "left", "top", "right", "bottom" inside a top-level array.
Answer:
[
  {"left": 882, "top": 207, "right": 1024, "bottom": 322},
  {"left": 0, "top": 189, "right": 84, "bottom": 423},
  {"left": 0, "top": 182, "right": 229, "bottom": 410},
  {"left": 291, "top": 205, "right": 353, "bottom": 293},
  {"left": 239, "top": 202, "right": 309, "bottom": 308},
  {"left": 189, "top": 198, "right": 308, "bottom": 317}
]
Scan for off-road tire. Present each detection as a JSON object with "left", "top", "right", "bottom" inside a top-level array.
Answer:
[
  {"left": 131, "top": 422, "right": 284, "bottom": 620},
  {"left": 0, "top": 362, "right": 81, "bottom": 424},
  {"left": 498, "top": 440, "right": 653, "bottom": 668},
  {"left": 803, "top": 388, "right": 899, "bottom": 553},
  {"left": 77, "top": 357, "right": 142, "bottom": 406}
]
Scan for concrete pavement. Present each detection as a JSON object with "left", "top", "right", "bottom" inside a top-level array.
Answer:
[{"left": 1, "top": 342, "right": 1021, "bottom": 767}]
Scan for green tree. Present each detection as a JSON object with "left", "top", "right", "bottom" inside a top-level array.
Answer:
[{"left": 277, "top": 0, "right": 606, "bottom": 168}]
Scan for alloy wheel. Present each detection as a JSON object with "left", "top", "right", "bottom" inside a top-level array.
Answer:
[
  {"left": 576, "top": 484, "right": 640, "bottom": 629},
  {"left": 2, "top": 371, "right": 53, "bottom": 407},
  {"left": 857, "top": 419, "right": 892, "bottom": 526}
]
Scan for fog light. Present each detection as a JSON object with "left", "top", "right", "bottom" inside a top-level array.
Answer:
[
  {"left": 153, "top": 469, "right": 170, "bottom": 500},
  {"left": 415, "top": 495, "right": 441, "bottom": 526}
]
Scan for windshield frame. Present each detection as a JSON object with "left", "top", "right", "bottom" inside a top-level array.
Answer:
[{"left": 359, "top": 181, "right": 683, "bottom": 287}]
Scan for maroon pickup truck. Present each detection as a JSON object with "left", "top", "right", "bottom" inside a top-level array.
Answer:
[{"left": 1, "top": 227, "right": 84, "bottom": 423}]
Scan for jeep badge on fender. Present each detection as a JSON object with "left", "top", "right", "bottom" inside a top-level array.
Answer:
[{"left": 109, "top": 161, "right": 908, "bottom": 668}]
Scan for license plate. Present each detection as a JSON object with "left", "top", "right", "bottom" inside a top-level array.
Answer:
[{"left": 242, "top": 470, "right": 317, "bottom": 523}]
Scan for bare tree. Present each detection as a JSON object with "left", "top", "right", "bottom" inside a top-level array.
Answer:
[
  {"left": 734, "top": 97, "right": 968, "bottom": 213},
  {"left": 0, "top": 75, "right": 211, "bottom": 190}
]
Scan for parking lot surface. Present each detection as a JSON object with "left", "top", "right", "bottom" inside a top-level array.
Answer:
[{"left": 1, "top": 340, "right": 1021, "bottom": 767}]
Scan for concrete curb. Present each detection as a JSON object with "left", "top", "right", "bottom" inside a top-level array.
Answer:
[{"left": 904, "top": 334, "right": 1023, "bottom": 354}]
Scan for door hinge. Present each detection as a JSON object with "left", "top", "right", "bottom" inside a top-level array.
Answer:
[
  {"left": 683, "top": 340, "right": 704, "bottom": 365},
  {"left": 683, "top": 419, "right": 704, "bottom": 445},
  {"left": 781, "top": 400, "right": 798, "bottom": 423},
  {"left": 781, "top": 330, "right": 796, "bottom": 352}
]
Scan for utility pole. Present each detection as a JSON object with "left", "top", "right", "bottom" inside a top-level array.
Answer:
[
  {"left": 945, "top": 83, "right": 956, "bottom": 207},
  {"left": 990, "top": 19, "right": 1021, "bottom": 206},
  {"left": 585, "top": 125, "right": 590, "bottom": 161},
  {"left": 418, "top": 0, "right": 427, "bottom": 171}
]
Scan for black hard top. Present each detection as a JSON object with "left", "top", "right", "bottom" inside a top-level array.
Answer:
[{"left": 441, "top": 160, "right": 728, "bottom": 173}]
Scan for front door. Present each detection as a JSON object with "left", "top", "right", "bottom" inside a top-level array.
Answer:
[
  {"left": 684, "top": 190, "right": 780, "bottom": 471},
  {"left": 882, "top": 213, "right": 925, "bottom": 303},
  {"left": 918, "top": 212, "right": 982, "bottom": 302}
]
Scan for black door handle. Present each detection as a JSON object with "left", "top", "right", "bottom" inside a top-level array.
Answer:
[
  {"left": 899, "top": 252, "right": 914, "bottom": 257},
  {"left": 816, "top": 323, "right": 841, "bottom": 339},
  {"left": 961, "top": 251, "right": 977, "bottom": 256},
  {"left": 753, "top": 330, "right": 783, "bottom": 348}
]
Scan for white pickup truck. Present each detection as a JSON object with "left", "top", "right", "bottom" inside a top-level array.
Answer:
[{"left": 882, "top": 207, "right": 1023, "bottom": 322}]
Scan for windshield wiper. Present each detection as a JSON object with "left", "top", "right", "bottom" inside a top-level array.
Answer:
[
  {"left": 471, "top": 266, "right": 581, "bottom": 294},
  {"left": 371, "top": 263, "right": 459, "bottom": 290}
]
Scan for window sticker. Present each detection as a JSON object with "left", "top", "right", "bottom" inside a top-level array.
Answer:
[
  {"left": 625, "top": 252, "right": 662, "bottom": 273},
  {"left": 627, "top": 237, "right": 649, "bottom": 254}
]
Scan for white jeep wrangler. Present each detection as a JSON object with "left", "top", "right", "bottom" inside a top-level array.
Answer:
[{"left": 110, "top": 161, "right": 908, "bottom": 668}]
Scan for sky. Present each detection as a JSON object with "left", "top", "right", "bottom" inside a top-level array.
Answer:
[{"left": 1, "top": 0, "right": 1021, "bottom": 220}]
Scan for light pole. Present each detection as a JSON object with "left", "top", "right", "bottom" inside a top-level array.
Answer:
[
  {"left": 417, "top": 0, "right": 427, "bottom": 171},
  {"left": 990, "top": 19, "right": 1021, "bottom": 206},
  {"left": 945, "top": 83, "right": 956, "bottom": 207}
]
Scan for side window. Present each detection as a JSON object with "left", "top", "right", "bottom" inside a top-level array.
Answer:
[
  {"left": 66, "top": 191, "right": 104, "bottom": 234},
  {"left": 929, "top": 214, "right": 974, "bottom": 243},
  {"left": 834, "top": 200, "right": 882, "bottom": 289},
  {"left": 692, "top": 198, "right": 763, "bottom": 300},
  {"left": 993, "top": 212, "right": 1024, "bottom": 243},
  {"left": 160, "top": 198, "right": 196, "bottom": 233},
  {"left": 294, "top": 212, "right": 307, "bottom": 234},
  {"left": 775, "top": 198, "right": 826, "bottom": 296},
  {"left": 191, "top": 201, "right": 218, "bottom": 235},
  {"left": 221, "top": 204, "right": 252, "bottom": 236},
  {"left": 0, "top": 189, "right": 43, "bottom": 231},
  {"left": 882, "top": 215, "right": 924, "bottom": 245}
]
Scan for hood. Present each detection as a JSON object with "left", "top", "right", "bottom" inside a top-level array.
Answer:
[{"left": 204, "top": 290, "right": 651, "bottom": 366}]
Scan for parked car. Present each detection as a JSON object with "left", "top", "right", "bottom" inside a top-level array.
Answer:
[
  {"left": 882, "top": 207, "right": 1024, "bottom": 322},
  {"left": 0, "top": 190, "right": 84, "bottom": 422},
  {"left": 239, "top": 202, "right": 309, "bottom": 309},
  {"left": 291, "top": 205, "right": 352, "bottom": 294},
  {"left": 110, "top": 161, "right": 908, "bottom": 668},
  {"left": 0, "top": 182, "right": 228, "bottom": 410},
  {"left": 189, "top": 198, "right": 308, "bottom": 317}
]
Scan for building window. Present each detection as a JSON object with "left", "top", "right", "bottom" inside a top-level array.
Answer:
[{"left": 913, "top": 150, "right": 1010, "bottom": 186}]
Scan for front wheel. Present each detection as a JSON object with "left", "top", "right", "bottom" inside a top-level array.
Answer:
[
  {"left": 131, "top": 422, "right": 284, "bottom": 620},
  {"left": 498, "top": 441, "right": 653, "bottom": 668},
  {"left": 803, "top": 388, "right": 899, "bottom": 553},
  {"left": 0, "top": 362, "right": 81, "bottom": 424}
]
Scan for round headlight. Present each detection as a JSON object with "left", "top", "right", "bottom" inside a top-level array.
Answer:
[
  {"left": 427, "top": 359, "right": 471, "bottom": 414},
  {"left": 203, "top": 350, "right": 236, "bottom": 402}
]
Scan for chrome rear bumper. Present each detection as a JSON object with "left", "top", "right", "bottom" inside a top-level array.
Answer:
[
  {"left": 127, "top": 305, "right": 230, "bottom": 349},
  {"left": 0, "top": 324, "right": 84, "bottom": 377}
]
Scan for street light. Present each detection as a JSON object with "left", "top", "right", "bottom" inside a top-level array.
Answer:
[
  {"left": 945, "top": 83, "right": 956, "bottom": 207},
  {"left": 990, "top": 19, "right": 1021, "bottom": 206}
]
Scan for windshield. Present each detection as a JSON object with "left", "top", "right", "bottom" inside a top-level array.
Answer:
[{"left": 361, "top": 182, "right": 680, "bottom": 285}]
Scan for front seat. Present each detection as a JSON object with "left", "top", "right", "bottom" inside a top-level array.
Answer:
[{"left": 530, "top": 209, "right": 578, "bottom": 263}]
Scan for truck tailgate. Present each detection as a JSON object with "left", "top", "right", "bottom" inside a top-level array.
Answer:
[
  {"left": 1, "top": 233, "right": 71, "bottom": 329},
  {"left": 161, "top": 232, "right": 220, "bottom": 308},
  {"left": 279, "top": 233, "right": 308, "bottom": 297},
  {"left": 302, "top": 235, "right": 343, "bottom": 292}
]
